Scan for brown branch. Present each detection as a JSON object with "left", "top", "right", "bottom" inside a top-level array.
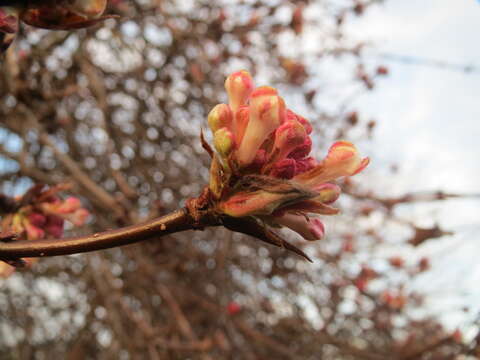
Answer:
[
  {"left": 401, "top": 335, "right": 453, "bottom": 360},
  {"left": 0, "top": 209, "right": 196, "bottom": 259},
  {"left": 0, "top": 192, "right": 313, "bottom": 262},
  {"left": 157, "top": 284, "right": 214, "bottom": 360},
  {"left": 346, "top": 187, "right": 480, "bottom": 211},
  {"left": 0, "top": 145, "right": 52, "bottom": 185},
  {"left": 38, "top": 132, "right": 125, "bottom": 219}
]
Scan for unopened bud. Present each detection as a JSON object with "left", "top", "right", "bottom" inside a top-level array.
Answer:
[
  {"left": 0, "top": 7, "right": 19, "bottom": 34},
  {"left": 287, "top": 110, "right": 312, "bottom": 134},
  {"left": 312, "top": 183, "right": 341, "bottom": 204},
  {"left": 294, "top": 156, "right": 316, "bottom": 175},
  {"left": 214, "top": 128, "right": 234, "bottom": 158},
  {"left": 233, "top": 106, "right": 249, "bottom": 145},
  {"left": 294, "top": 141, "right": 369, "bottom": 186},
  {"left": 225, "top": 70, "right": 254, "bottom": 112},
  {"left": 27, "top": 212, "right": 47, "bottom": 228},
  {"left": 45, "top": 215, "right": 64, "bottom": 238},
  {"left": 208, "top": 104, "right": 233, "bottom": 133},
  {"left": 236, "top": 87, "right": 286, "bottom": 166},
  {"left": 271, "top": 119, "right": 306, "bottom": 162},
  {"left": 24, "top": 221, "right": 45, "bottom": 240},
  {"left": 220, "top": 190, "right": 294, "bottom": 218},
  {"left": 276, "top": 214, "right": 325, "bottom": 241},
  {"left": 56, "top": 197, "right": 82, "bottom": 214},
  {"left": 70, "top": 208, "right": 89, "bottom": 226},
  {"left": 288, "top": 137, "right": 312, "bottom": 159},
  {"left": 270, "top": 158, "right": 296, "bottom": 179}
]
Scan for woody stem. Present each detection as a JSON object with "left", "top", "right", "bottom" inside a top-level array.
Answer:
[{"left": 0, "top": 209, "right": 198, "bottom": 259}]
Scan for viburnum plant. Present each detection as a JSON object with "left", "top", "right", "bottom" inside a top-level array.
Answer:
[
  {"left": 206, "top": 71, "right": 368, "bottom": 243},
  {"left": 0, "top": 0, "right": 112, "bottom": 52},
  {"left": 0, "top": 71, "right": 368, "bottom": 268},
  {"left": 0, "top": 184, "right": 89, "bottom": 277}
]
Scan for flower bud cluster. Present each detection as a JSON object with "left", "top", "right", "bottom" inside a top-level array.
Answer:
[
  {"left": 0, "top": 186, "right": 89, "bottom": 277},
  {"left": 207, "top": 71, "right": 369, "bottom": 243}
]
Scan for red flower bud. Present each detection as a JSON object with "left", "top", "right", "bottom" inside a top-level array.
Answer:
[
  {"left": 270, "top": 119, "right": 307, "bottom": 162},
  {"left": 0, "top": 6, "right": 19, "bottom": 34},
  {"left": 45, "top": 215, "right": 65, "bottom": 238},
  {"left": 27, "top": 212, "right": 47, "bottom": 228},
  {"left": 270, "top": 158, "right": 296, "bottom": 179},
  {"left": 294, "top": 156, "right": 316, "bottom": 175},
  {"left": 288, "top": 137, "right": 312, "bottom": 160}
]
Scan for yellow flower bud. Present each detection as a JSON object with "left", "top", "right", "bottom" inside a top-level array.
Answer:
[{"left": 208, "top": 104, "right": 233, "bottom": 134}]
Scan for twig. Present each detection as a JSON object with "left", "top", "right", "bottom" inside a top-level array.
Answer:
[
  {"left": 401, "top": 336, "right": 453, "bottom": 360},
  {"left": 0, "top": 209, "right": 194, "bottom": 259},
  {"left": 38, "top": 132, "right": 125, "bottom": 219},
  {"left": 157, "top": 284, "right": 214, "bottom": 359}
]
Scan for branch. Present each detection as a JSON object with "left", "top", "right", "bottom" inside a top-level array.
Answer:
[
  {"left": 0, "top": 209, "right": 196, "bottom": 259},
  {"left": 0, "top": 183, "right": 315, "bottom": 262},
  {"left": 38, "top": 132, "right": 125, "bottom": 219}
]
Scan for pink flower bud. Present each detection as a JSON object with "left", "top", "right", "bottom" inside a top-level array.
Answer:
[
  {"left": 24, "top": 221, "right": 45, "bottom": 241},
  {"left": 208, "top": 104, "right": 233, "bottom": 133},
  {"left": 325, "top": 141, "right": 370, "bottom": 176},
  {"left": 286, "top": 110, "right": 312, "bottom": 134},
  {"left": 236, "top": 87, "right": 286, "bottom": 167},
  {"left": 0, "top": 7, "right": 19, "bottom": 34},
  {"left": 270, "top": 158, "right": 296, "bottom": 179},
  {"left": 220, "top": 191, "right": 291, "bottom": 218},
  {"left": 219, "top": 183, "right": 307, "bottom": 218},
  {"left": 294, "top": 141, "right": 369, "bottom": 186},
  {"left": 0, "top": 7, "right": 19, "bottom": 52},
  {"left": 213, "top": 128, "right": 235, "bottom": 158},
  {"left": 270, "top": 119, "right": 307, "bottom": 162},
  {"left": 45, "top": 215, "right": 64, "bottom": 238},
  {"left": 56, "top": 197, "right": 82, "bottom": 214},
  {"left": 312, "top": 183, "right": 341, "bottom": 204},
  {"left": 288, "top": 137, "right": 312, "bottom": 160},
  {"left": 233, "top": 106, "right": 249, "bottom": 145},
  {"left": 276, "top": 214, "right": 325, "bottom": 241},
  {"left": 27, "top": 212, "right": 47, "bottom": 228},
  {"left": 224, "top": 70, "right": 254, "bottom": 112},
  {"left": 294, "top": 156, "right": 316, "bottom": 175},
  {"left": 295, "top": 114, "right": 313, "bottom": 135},
  {"left": 69, "top": 208, "right": 89, "bottom": 226}
]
